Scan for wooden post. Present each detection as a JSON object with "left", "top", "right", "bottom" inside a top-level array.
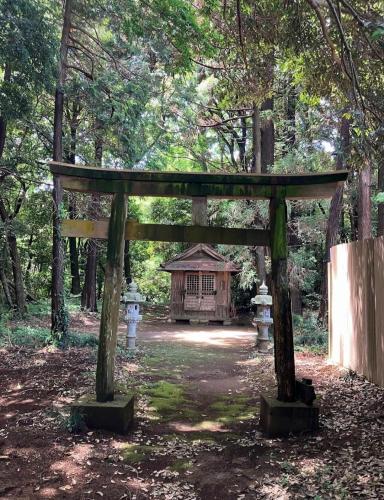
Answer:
[
  {"left": 269, "top": 189, "right": 296, "bottom": 402},
  {"left": 96, "top": 193, "right": 127, "bottom": 402},
  {"left": 192, "top": 197, "right": 207, "bottom": 226}
]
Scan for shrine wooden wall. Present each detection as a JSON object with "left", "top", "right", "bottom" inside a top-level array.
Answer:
[{"left": 328, "top": 236, "right": 384, "bottom": 386}]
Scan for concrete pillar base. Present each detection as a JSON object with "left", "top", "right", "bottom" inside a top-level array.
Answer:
[
  {"left": 70, "top": 394, "right": 134, "bottom": 434},
  {"left": 260, "top": 393, "right": 319, "bottom": 438}
]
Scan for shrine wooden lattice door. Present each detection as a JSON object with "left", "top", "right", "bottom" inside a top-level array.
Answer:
[{"left": 184, "top": 272, "right": 216, "bottom": 312}]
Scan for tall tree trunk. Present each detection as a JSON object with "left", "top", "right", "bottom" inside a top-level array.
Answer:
[
  {"left": 7, "top": 231, "right": 26, "bottom": 314},
  {"left": 358, "top": 159, "right": 372, "bottom": 240},
  {"left": 261, "top": 98, "right": 274, "bottom": 172},
  {"left": 81, "top": 118, "right": 102, "bottom": 311},
  {"left": 318, "top": 117, "right": 350, "bottom": 322},
  {"left": 68, "top": 198, "right": 81, "bottom": 294},
  {"left": 286, "top": 84, "right": 296, "bottom": 149},
  {"left": 378, "top": 159, "right": 384, "bottom": 237},
  {"left": 66, "top": 100, "right": 81, "bottom": 295},
  {"left": 251, "top": 103, "right": 266, "bottom": 283},
  {"left": 0, "top": 64, "right": 11, "bottom": 165},
  {"left": 51, "top": 0, "right": 72, "bottom": 337},
  {"left": 124, "top": 240, "right": 131, "bottom": 286},
  {"left": 81, "top": 238, "right": 98, "bottom": 311},
  {"left": 284, "top": 83, "right": 302, "bottom": 315},
  {"left": 252, "top": 103, "right": 261, "bottom": 173},
  {"left": 0, "top": 200, "right": 26, "bottom": 313},
  {"left": 0, "top": 247, "right": 13, "bottom": 308},
  {"left": 0, "top": 116, "right": 7, "bottom": 163}
]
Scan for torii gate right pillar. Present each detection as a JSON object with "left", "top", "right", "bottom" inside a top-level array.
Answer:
[
  {"left": 269, "top": 189, "right": 295, "bottom": 402},
  {"left": 260, "top": 188, "right": 319, "bottom": 437}
]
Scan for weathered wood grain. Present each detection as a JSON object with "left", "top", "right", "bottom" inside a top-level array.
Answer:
[
  {"left": 49, "top": 161, "right": 348, "bottom": 200},
  {"left": 61, "top": 219, "right": 271, "bottom": 247},
  {"left": 96, "top": 193, "right": 127, "bottom": 402},
  {"left": 270, "top": 189, "right": 296, "bottom": 402}
]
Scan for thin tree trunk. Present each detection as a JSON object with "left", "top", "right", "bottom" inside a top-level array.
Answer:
[
  {"left": 68, "top": 198, "right": 81, "bottom": 294},
  {"left": 81, "top": 238, "right": 98, "bottom": 311},
  {"left": 378, "top": 159, "right": 384, "bottom": 236},
  {"left": 7, "top": 231, "right": 26, "bottom": 313},
  {"left": 97, "top": 263, "right": 104, "bottom": 300},
  {"left": 0, "top": 64, "right": 11, "bottom": 163},
  {"left": 82, "top": 118, "right": 102, "bottom": 311},
  {"left": 0, "top": 200, "right": 26, "bottom": 313},
  {"left": 51, "top": 0, "right": 72, "bottom": 337},
  {"left": 0, "top": 116, "right": 6, "bottom": 162},
  {"left": 318, "top": 117, "right": 350, "bottom": 322},
  {"left": 358, "top": 159, "right": 372, "bottom": 240},
  {"left": 252, "top": 103, "right": 261, "bottom": 173},
  {"left": 124, "top": 240, "right": 131, "bottom": 285},
  {"left": 261, "top": 98, "right": 274, "bottom": 172},
  {"left": 25, "top": 234, "right": 34, "bottom": 287},
  {"left": 251, "top": 102, "right": 266, "bottom": 284},
  {"left": 0, "top": 259, "right": 13, "bottom": 308},
  {"left": 66, "top": 100, "right": 81, "bottom": 295},
  {"left": 286, "top": 84, "right": 296, "bottom": 149}
]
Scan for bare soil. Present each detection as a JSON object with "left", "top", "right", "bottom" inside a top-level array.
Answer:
[{"left": 1, "top": 308, "right": 384, "bottom": 499}]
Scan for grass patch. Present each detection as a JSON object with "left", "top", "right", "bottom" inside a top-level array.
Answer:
[
  {"left": 122, "top": 444, "right": 159, "bottom": 463},
  {"left": 170, "top": 458, "right": 193, "bottom": 473},
  {"left": 209, "top": 395, "right": 255, "bottom": 424},
  {"left": 27, "top": 297, "right": 85, "bottom": 317},
  {"left": 143, "top": 343, "right": 228, "bottom": 372},
  {"left": 145, "top": 380, "right": 199, "bottom": 422}
]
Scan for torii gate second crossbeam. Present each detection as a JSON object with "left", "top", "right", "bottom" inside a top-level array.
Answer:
[{"left": 49, "top": 161, "right": 347, "bottom": 435}]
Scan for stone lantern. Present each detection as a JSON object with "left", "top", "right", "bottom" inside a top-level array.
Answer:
[
  {"left": 121, "top": 282, "right": 146, "bottom": 349},
  {"left": 251, "top": 281, "right": 273, "bottom": 353}
]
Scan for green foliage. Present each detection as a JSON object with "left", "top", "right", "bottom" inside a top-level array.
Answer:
[
  {"left": 293, "top": 314, "right": 328, "bottom": 352},
  {"left": 66, "top": 409, "right": 87, "bottom": 433},
  {"left": 0, "top": 323, "right": 97, "bottom": 348},
  {"left": 0, "top": 0, "right": 57, "bottom": 120}
]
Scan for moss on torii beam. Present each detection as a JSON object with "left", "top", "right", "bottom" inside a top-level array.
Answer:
[{"left": 49, "top": 161, "right": 347, "bottom": 200}]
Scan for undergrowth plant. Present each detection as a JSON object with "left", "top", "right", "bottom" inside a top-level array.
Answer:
[
  {"left": 293, "top": 313, "right": 328, "bottom": 353},
  {"left": 0, "top": 324, "right": 98, "bottom": 349}
]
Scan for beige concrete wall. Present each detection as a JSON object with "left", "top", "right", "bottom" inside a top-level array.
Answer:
[{"left": 328, "top": 236, "right": 384, "bottom": 385}]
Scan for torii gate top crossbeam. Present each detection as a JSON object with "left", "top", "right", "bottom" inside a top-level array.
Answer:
[{"left": 49, "top": 161, "right": 348, "bottom": 200}]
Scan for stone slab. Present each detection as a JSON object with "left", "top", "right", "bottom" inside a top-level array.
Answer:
[
  {"left": 70, "top": 394, "right": 134, "bottom": 434},
  {"left": 260, "top": 393, "right": 319, "bottom": 438}
]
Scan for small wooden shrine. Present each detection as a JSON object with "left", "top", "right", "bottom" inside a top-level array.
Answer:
[{"left": 161, "top": 244, "right": 238, "bottom": 324}]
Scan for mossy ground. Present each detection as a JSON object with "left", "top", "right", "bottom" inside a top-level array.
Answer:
[
  {"left": 170, "top": 458, "right": 194, "bottom": 472},
  {"left": 144, "top": 380, "right": 201, "bottom": 421},
  {"left": 122, "top": 444, "right": 160, "bottom": 463},
  {"left": 209, "top": 395, "right": 256, "bottom": 423},
  {"left": 135, "top": 337, "right": 259, "bottom": 432}
]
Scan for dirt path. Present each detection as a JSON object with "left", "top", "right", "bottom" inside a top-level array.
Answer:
[
  {"left": 118, "top": 321, "right": 270, "bottom": 499},
  {"left": 2, "top": 312, "right": 384, "bottom": 499}
]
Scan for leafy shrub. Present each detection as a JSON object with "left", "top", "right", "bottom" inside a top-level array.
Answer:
[
  {"left": 293, "top": 313, "right": 328, "bottom": 352},
  {"left": 65, "top": 331, "right": 98, "bottom": 348},
  {"left": 66, "top": 409, "right": 87, "bottom": 433},
  {"left": 0, "top": 324, "right": 98, "bottom": 348}
]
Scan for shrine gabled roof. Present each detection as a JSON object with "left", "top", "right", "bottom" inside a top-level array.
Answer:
[{"left": 160, "top": 244, "right": 239, "bottom": 272}]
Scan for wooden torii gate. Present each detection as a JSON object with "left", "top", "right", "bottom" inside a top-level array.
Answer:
[{"left": 49, "top": 161, "right": 347, "bottom": 431}]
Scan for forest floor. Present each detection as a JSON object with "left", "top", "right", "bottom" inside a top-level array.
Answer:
[{"left": 1, "top": 306, "right": 384, "bottom": 499}]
